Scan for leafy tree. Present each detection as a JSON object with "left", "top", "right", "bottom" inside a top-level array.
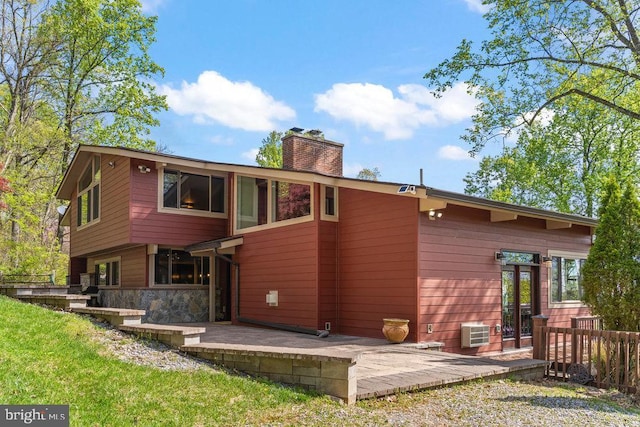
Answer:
[
  {"left": 464, "top": 94, "right": 640, "bottom": 217},
  {"left": 582, "top": 178, "right": 640, "bottom": 331},
  {"left": 255, "top": 131, "right": 283, "bottom": 168},
  {"left": 425, "top": 1, "right": 640, "bottom": 154},
  {"left": 357, "top": 167, "right": 381, "bottom": 181},
  {"left": 0, "top": 0, "right": 166, "bottom": 277},
  {"left": 42, "top": 0, "right": 167, "bottom": 167}
]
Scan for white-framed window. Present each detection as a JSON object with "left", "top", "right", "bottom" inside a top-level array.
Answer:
[
  {"left": 235, "top": 175, "right": 312, "bottom": 231},
  {"left": 77, "top": 155, "right": 101, "bottom": 227},
  {"left": 94, "top": 257, "right": 120, "bottom": 287},
  {"left": 153, "top": 248, "right": 210, "bottom": 286},
  {"left": 160, "top": 168, "right": 226, "bottom": 216},
  {"left": 321, "top": 185, "right": 338, "bottom": 221},
  {"left": 548, "top": 251, "right": 588, "bottom": 306}
]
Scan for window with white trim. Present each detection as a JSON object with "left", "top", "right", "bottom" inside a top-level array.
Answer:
[
  {"left": 551, "top": 255, "right": 586, "bottom": 302},
  {"left": 236, "top": 175, "right": 311, "bottom": 230},
  {"left": 323, "top": 186, "right": 337, "bottom": 217},
  {"left": 162, "top": 169, "right": 225, "bottom": 213},
  {"left": 77, "top": 155, "right": 101, "bottom": 227},
  {"left": 95, "top": 258, "right": 120, "bottom": 287}
]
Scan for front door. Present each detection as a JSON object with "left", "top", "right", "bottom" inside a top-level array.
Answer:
[{"left": 502, "top": 263, "right": 538, "bottom": 348}]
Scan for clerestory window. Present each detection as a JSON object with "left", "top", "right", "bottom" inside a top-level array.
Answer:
[{"left": 77, "top": 155, "right": 101, "bottom": 227}]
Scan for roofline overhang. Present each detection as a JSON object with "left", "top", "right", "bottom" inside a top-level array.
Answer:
[
  {"left": 56, "top": 145, "right": 599, "bottom": 230},
  {"left": 424, "top": 187, "right": 598, "bottom": 229}
]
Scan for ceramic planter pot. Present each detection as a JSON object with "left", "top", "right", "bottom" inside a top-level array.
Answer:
[{"left": 382, "top": 318, "right": 409, "bottom": 343}]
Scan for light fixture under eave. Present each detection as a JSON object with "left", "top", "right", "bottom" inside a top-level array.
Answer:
[
  {"left": 108, "top": 161, "right": 116, "bottom": 168},
  {"left": 138, "top": 165, "right": 151, "bottom": 173},
  {"left": 428, "top": 209, "right": 443, "bottom": 221}
]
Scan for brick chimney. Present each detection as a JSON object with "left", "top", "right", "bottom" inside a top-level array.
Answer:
[{"left": 282, "top": 131, "right": 343, "bottom": 177}]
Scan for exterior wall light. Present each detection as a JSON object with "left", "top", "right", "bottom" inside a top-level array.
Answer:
[
  {"left": 138, "top": 165, "right": 151, "bottom": 173},
  {"left": 428, "top": 210, "right": 443, "bottom": 220}
]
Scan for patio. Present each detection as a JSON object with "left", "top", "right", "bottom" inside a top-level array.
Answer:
[{"left": 180, "top": 323, "right": 546, "bottom": 404}]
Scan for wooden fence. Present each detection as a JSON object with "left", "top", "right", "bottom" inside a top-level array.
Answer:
[{"left": 534, "top": 316, "right": 640, "bottom": 393}]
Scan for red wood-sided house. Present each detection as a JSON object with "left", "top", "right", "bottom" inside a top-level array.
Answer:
[{"left": 56, "top": 132, "right": 597, "bottom": 354}]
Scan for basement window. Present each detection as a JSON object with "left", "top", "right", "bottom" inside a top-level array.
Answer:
[{"left": 95, "top": 258, "right": 120, "bottom": 287}]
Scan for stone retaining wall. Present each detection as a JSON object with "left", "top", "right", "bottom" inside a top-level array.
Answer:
[
  {"left": 182, "top": 346, "right": 358, "bottom": 404},
  {"left": 99, "top": 288, "right": 208, "bottom": 323}
]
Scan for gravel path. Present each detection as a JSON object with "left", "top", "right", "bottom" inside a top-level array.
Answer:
[{"left": 86, "top": 317, "right": 640, "bottom": 426}]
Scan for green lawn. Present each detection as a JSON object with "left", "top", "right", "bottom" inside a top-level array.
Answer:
[
  {"left": 0, "top": 295, "right": 359, "bottom": 426},
  {"left": 2, "top": 295, "right": 638, "bottom": 426}
]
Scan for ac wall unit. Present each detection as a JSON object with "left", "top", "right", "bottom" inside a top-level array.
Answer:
[{"left": 461, "top": 323, "right": 490, "bottom": 348}]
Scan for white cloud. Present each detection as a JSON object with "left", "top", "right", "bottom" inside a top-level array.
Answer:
[
  {"left": 140, "top": 0, "right": 167, "bottom": 14},
  {"left": 438, "top": 145, "right": 476, "bottom": 161},
  {"left": 159, "top": 71, "right": 296, "bottom": 132},
  {"left": 462, "top": 0, "right": 490, "bottom": 14},
  {"left": 314, "top": 82, "right": 478, "bottom": 140},
  {"left": 241, "top": 148, "right": 259, "bottom": 163}
]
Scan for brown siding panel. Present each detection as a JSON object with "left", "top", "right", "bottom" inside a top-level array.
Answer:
[
  {"left": 419, "top": 204, "right": 592, "bottom": 354},
  {"left": 129, "top": 164, "right": 228, "bottom": 246},
  {"left": 87, "top": 245, "right": 147, "bottom": 288},
  {"left": 70, "top": 155, "right": 131, "bottom": 258},
  {"left": 235, "top": 221, "right": 319, "bottom": 329},
  {"left": 338, "top": 189, "right": 418, "bottom": 340}
]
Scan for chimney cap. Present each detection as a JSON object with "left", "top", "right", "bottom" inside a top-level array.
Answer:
[
  {"left": 289, "top": 127, "right": 304, "bottom": 133},
  {"left": 308, "top": 129, "right": 323, "bottom": 136}
]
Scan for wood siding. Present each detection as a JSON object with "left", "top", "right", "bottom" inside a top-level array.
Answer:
[
  {"left": 318, "top": 208, "right": 338, "bottom": 331},
  {"left": 235, "top": 221, "right": 319, "bottom": 329},
  {"left": 87, "top": 245, "right": 148, "bottom": 288},
  {"left": 338, "top": 189, "right": 419, "bottom": 340},
  {"left": 419, "top": 204, "right": 592, "bottom": 354},
  {"left": 70, "top": 155, "right": 131, "bottom": 257},
  {"left": 129, "top": 162, "right": 227, "bottom": 246}
]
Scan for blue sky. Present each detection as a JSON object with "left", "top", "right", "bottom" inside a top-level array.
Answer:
[{"left": 142, "top": 0, "right": 492, "bottom": 192}]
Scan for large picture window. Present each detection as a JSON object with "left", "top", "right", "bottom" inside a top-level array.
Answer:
[
  {"left": 162, "top": 169, "right": 225, "bottom": 213},
  {"left": 551, "top": 255, "right": 586, "bottom": 302},
  {"left": 236, "top": 175, "right": 311, "bottom": 230},
  {"left": 77, "top": 155, "right": 101, "bottom": 227},
  {"left": 154, "top": 248, "right": 210, "bottom": 285}
]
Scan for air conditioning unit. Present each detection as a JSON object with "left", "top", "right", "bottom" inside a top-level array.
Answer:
[{"left": 461, "top": 323, "right": 490, "bottom": 348}]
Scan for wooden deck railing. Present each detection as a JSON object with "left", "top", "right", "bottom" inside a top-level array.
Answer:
[{"left": 534, "top": 316, "right": 640, "bottom": 393}]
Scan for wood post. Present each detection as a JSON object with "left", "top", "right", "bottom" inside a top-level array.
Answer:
[{"left": 532, "top": 315, "right": 549, "bottom": 360}]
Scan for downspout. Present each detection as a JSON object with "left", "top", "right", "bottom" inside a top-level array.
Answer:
[{"left": 213, "top": 249, "right": 329, "bottom": 338}]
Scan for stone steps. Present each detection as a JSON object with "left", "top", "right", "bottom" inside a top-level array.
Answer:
[
  {"left": 0, "top": 285, "right": 70, "bottom": 297},
  {"left": 72, "top": 307, "right": 146, "bottom": 326},
  {"left": 119, "top": 324, "right": 207, "bottom": 347},
  {"left": 15, "top": 294, "right": 90, "bottom": 309},
  {"left": 2, "top": 285, "right": 207, "bottom": 349}
]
